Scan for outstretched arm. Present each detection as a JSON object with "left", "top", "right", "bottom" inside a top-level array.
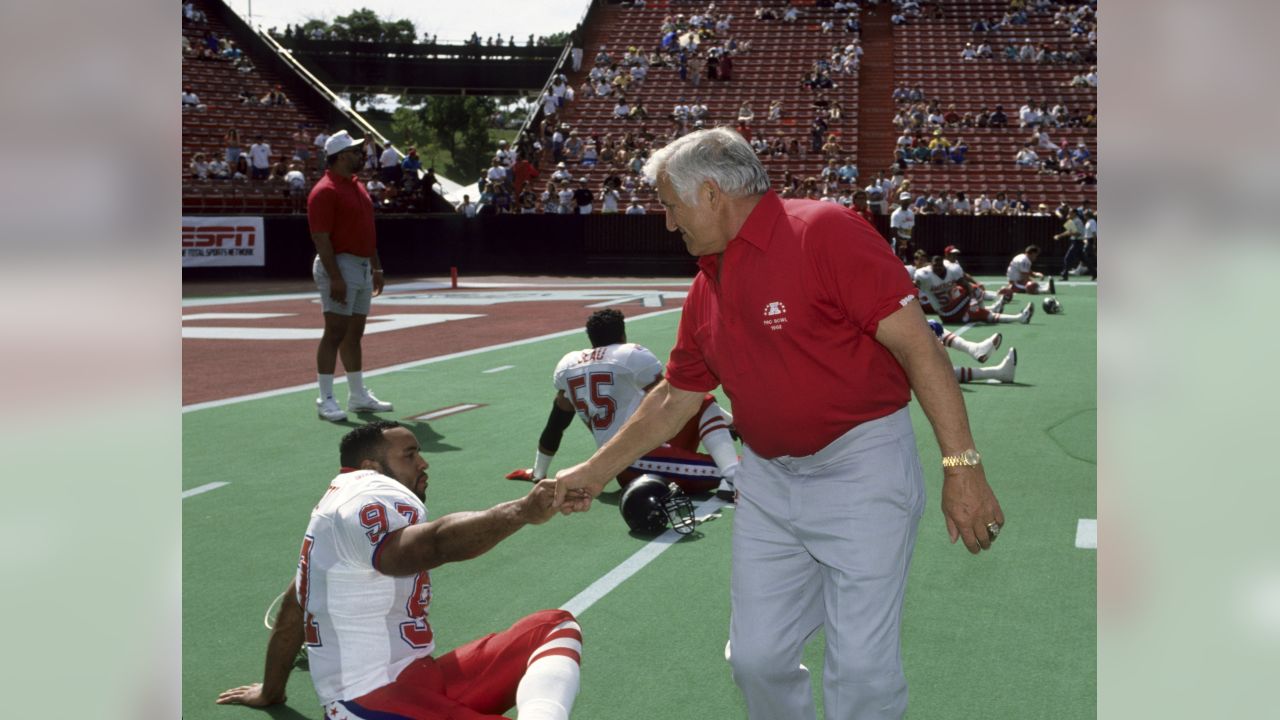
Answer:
[
  {"left": 215, "top": 579, "right": 304, "bottom": 707},
  {"left": 376, "top": 479, "right": 560, "bottom": 576},
  {"left": 553, "top": 379, "right": 704, "bottom": 512},
  {"left": 874, "top": 301, "right": 1004, "bottom": 554}
]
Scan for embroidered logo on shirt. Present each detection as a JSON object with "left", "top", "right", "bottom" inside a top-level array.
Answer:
[{"left": 762, "top": 301, "right": 788, "bottom": 330}]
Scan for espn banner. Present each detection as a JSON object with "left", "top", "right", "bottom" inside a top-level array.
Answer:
[{"left": 182, "top": 216, "right": 265, "bottom": 267}]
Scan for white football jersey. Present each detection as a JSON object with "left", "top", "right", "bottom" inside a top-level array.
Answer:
[
  {"left": 914, "top": 264, "right": 965, "bottom": 310},
  {"left": 553, "top": 343, "right": 662, "bottom": 448},
  {"left": 296, "top": 469, "right": 433, "bottom": 709},
  {"left": 1007, "top": 253, "right": 1033, "bottom": 283}
]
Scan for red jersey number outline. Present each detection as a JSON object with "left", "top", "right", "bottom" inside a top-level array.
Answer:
[
  {"left": 298, "top": 535, "right": 322, "bottom": 646},
  {"left": 566, "top": 371, "right": 617, "bottom": 430}
]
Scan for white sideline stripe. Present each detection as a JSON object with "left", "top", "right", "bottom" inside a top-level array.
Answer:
[
  {"left": 182, "top": 312, "right": 294, "bottom": 321},
  {"left": 1076, "top": 519, "right": 1097, "bottom": 549},
  {"left": 413, "top": 404, "right": 481, "bottom": 421},
  {"left": 181, "top": 280, "right": 696, "bottom": 307},
  {"left": 183, "top": 482, "right": 229, "bottom": 499},
  {"left": 560, "top": 496, "right": 728, "bottom": 617},
  {"left": 482, "top": 365, "right": 515, "bottom": 374},
  {"left": 182, "top": 307, "right": 683, "bottom": 413}
]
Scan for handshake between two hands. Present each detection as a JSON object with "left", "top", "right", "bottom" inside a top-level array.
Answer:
[{"left": 509, "top": 468, "right": 598, "bottom": 516}]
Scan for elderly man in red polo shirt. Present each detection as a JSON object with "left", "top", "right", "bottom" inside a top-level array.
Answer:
[
  {"left": 553, "top": 128, "right": 1004, "bottom": 720},
  {"left": 308, "top": 130, "right": 395, "bottom": 422}
]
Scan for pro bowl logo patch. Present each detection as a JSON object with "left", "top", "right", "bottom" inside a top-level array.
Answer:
[{"left": 762, "top": 301, "right": 788, "bottom": 331}]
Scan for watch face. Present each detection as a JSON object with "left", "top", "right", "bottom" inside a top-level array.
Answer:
[{"left": 962, "top": 449, "right": 981, "bottom": 465}]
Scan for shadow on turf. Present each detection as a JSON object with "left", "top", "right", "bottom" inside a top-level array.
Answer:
[{"left": 339, "top": 416, "right": 464, "bottom": 454}]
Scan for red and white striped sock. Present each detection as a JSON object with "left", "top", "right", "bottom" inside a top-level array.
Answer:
[
  {"left": 954, "top": 366, "right": 973, "bottom": 384},
  {"left": 699, "top": 403, "right": 740, "bottom": 478},
  {"left": 516, "top": 619, "right": 582, "bottom": 720}
]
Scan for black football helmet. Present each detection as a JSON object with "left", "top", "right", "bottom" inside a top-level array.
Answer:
[
  {"left": 1042, "top": 296, "right": 1062, "bottom": 314},
  {"left": 620, "top": 475, "right": 696, "bottom": 534}
]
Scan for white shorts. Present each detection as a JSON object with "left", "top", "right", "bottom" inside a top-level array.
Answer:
[{"left": 313, "top": 253, "right": 373, "bottom": 316}]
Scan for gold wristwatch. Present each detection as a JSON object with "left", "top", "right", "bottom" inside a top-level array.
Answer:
[{"left": 941, "top": 449, "right": 982, "bottom": 468}]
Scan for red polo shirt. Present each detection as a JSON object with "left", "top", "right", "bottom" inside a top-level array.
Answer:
[
  {"left": 307, "top": 170, "right": 377, "bottom": 257},
  {"left": 665, "top": 191, "right": 918, "bottom": 458}
]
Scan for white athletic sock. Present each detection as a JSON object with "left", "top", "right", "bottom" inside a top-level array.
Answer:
[
  {"left": 953, "top": 366, "right": 973, "bottom": 384},
  {"left": 318, "top": 374, "right": 335, "bottom": 400},
  {"left": 533, "top": 450, "right": 554, "bottom": 480},
  {"left": 516, "top": 621, "right": 582, "bottom": 720},
  {"left": 347, "top": 371, "right": 366, "bottom": 397},
  {"left": 990, "top": 311, "right": 1020, "bottom": 324},
  {"left": 699, "top": 403, "right": 740, "bottom": 478},
  {"left": 941, "top": 331, "right": 977, "bottom": 356}
]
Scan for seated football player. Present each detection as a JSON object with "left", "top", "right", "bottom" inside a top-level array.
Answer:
[
  {"left": 916, "top": 255, "right": 1033, "bottom": 325},
  {"left": 508, "top": 308, "right": 740, "bottom": 500}
]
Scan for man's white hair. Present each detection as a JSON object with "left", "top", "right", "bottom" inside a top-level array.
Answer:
[{"left": 642, "top": 127, "right": 770, "bottom": 205}]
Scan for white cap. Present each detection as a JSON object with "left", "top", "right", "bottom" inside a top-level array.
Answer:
[
  {"left": 324, "top": 130, "right": 365, "bottom": 156},
  {"left": 899, "top": 192, "right": 912, "bottom": 200}
]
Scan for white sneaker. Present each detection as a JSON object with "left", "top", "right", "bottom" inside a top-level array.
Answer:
[
  {"left": 993, "top": 348, "right": 1017, "bottom": 383},
  {"left": 1019, "top": 302, "right": 1034, "bottom": 324},
  {"left": 988, "top": 293, "right": 1007, "bottom": 314},
  {"left": 973, "top": 332, "right": 1002, "bottom": 363},
  {"left": 348, "top": 389, "right": 393, "bottom": 413},
  {"left": 317, "top": 397, "right": 347, "bottom": 422}
]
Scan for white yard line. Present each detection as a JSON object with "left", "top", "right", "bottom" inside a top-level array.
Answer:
[
  {"left": 482, "top": 365, "right": 515, "bottom": 374},
  {"left": 560, "top": 496, "right": 729, "bottom": 616},
  {"left": 182, "top": 482, "right": 229, "bottom": 499},
  {"left": 1075, "top": 519, "right": 1097, "bottom": 549},
  {"left": 182, "top": 307, "right": 683, "bottom": 413}
]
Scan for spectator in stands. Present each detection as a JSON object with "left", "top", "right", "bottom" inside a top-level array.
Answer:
[
  {"left": 248, "top": 136, "right": 272, "bottom": 180},
  {"left": 952, "top": 191, "right": 971, "bottom": 214},
  {"left": 557, "top": 181, "right": 576, "bottom": 214},
  {"left": 220, "top": 128, "right": 241, "bottom": 167},
  {"left": 231, "top": 155, "right": 249, "bottom": 182},
  {"left": 284, "top": 163, "right": 307, "bottom": 210},
  {"left": 379, "top": 144, "right": 402, "bottom": 185},
  {"left": 564, "top": 131, "right": 584, "bottom": 163},
  {"left": 366, "top": 177, "right": 386, "bottom": 203},
  {"left": 837, "top": 157, "right": 858, "bottom": 185},
  {"left": 990, "top": 105, "right": 1009, "bottom": 128},
  {"left": 457, "top": 194, "right": 478, "bottom": 218},
  {"left": 950, "top": 138, "right": 969, "bottom": 164},
  {"left": 511, "top": 155, "right": 538, "bottom": 196},
  {"left": 189, "top": 152, "right": 210, "bottom": 180},
  {"left": 1014, "top": 143, "right": 1040, "bottom": 168},
  {"left": 485, "top": 157, "right": 508, "bottom": 191},
  {"left": 261, "top": 85, "right": 288, "bottom": 106},
  {"left": 961, "top": 42, "right": 977, "bottom": 61},
  {"left": 402, "top": 148, "right": 422, "bottom": 176},
  {"left": 207, "top": 153, "right": 230, "bottom": 180},
  {"left": 181, "top": 86, "right": 205, "bottom": 112},
  {"left": 581, "top": 140, "right": 599, "bottom": 167},
  {"left": 599, "top": 182, "right": 620, "bottom": 213},
  {"left": 573, "top": 179, "right": 594, "bottom": 214},
  {"left": 625, "top": 197, "right": 646, "bottom": 215}
]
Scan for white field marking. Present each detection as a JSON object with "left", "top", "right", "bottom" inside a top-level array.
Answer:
[
  {"left": 1076, "top": 518, "right": 1097, "bottom": 549},
  {"left": 181, "top": 279, "right": 695, "bottom": 308},
  {"left": 182, "top": 307, "right": 683, "bottom": 413},
  {"left": 482, "top": 365, "right": 515, "bottom": 374},
  {"left": 181, "top": 313, "right": 482, "bottom": 341},
  {"left": 584, "top": 292, "right": 669, "bottom": 309},
  {"left": 412, "top": 404, "right": 483, "bottom": 421},
  {"left": 182, "top": 312, "right": 294, "bottom": 321},
  {"left": 182, "top": 482, "right": 229, "bottom": 499},
  {"left": 560, "top": 496, "right": 729, "bottom": 617}
]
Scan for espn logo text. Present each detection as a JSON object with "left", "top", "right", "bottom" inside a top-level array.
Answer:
[{"left": 183, "top": 225, "right": 257, "bottom": 257}]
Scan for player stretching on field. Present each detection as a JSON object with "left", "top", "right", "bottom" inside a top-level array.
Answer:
[
  {"left": 218, "top": 422, "right": 582, "bottom": 720},
  {"left": 509, "top": 308, "right": 740, "bottom": 500}
]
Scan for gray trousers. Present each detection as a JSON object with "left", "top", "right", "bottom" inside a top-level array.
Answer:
[{"left": 728, "top": 407, "right": 925, "bottom": 720}]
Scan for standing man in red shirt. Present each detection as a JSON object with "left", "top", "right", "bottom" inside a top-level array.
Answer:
[
  {"left": 308, "top": 130, "right": 395, "bottom": 422},
  {"left": 553, "top": 128, "right": 1004, "bottom": 720}
]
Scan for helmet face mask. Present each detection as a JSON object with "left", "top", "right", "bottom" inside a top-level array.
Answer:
[
  {"left": 620, "top": 475, "right": 697, "bottom": 534},
  {"left": 1042, "top": 296, "right": 1062, "bottom": 314}
]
